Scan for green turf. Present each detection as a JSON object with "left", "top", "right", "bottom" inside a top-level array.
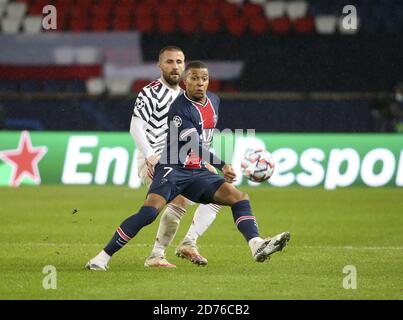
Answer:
[{"left": 0, "top": 186, "right": 402, "bottom": 300}]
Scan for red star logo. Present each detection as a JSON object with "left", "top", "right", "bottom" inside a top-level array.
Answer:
[{"left": 0, "top": 131, "right": 48, "bottom": 187}]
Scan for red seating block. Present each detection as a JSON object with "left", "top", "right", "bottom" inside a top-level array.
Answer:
[
  {"left": 243, "top": 3, "right": 264, "bottom": 20},
  {"left": 69, "top": 18, "right": 89, "bottom": 32},
  {"left": 156, "top": 17, "right": 176, "bottom": 33},
  {"left": 226, "top": 16, "right": 247, "bottom": 37},
  {"left": 132, "top": 80, "right": 153, "bottom": 92},
  {"left": 294, "top": 16, "right": 315, "bottom": 34},
  {"left": 134, "top": 15, "right": 154, "bottom": 33},
  {"left": 202, "top": 15, "right": 221, "bottom": 33},
  {"left": 112, "top": 18, "right": 132, "bottom": 31},
  {"left": 208, "top": 79, "right": 221, "bottom": 92},
  {"left": 270, "top": 16, "right": 291, "bottom": 34},
  {"left": 91, "top": 17, "right": 110, "bottom": 31},
  {"left": 178, "top": 15, "right": 199, "bottom": 33},
  {"left": 250, "top": 16, "right": 269, "bottom": 34}
]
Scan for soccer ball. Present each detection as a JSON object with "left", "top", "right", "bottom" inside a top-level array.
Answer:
[{"left": 241, "top": 149, "right": 275, "bottom": 183}]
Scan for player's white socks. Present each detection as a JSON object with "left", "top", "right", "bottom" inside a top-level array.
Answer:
[
  {"left": 151, "top": 203, "right": 185, "bottom": 257},
  {"left": 182, "top": 204, "right": 220, "bottom": 245}
]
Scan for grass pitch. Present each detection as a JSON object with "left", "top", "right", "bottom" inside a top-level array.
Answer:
[{"left": 0, "top": 186, "right": 402, "bottom": 300}]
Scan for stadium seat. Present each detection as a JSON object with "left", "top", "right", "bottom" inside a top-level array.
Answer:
[
  {"left": 226, "top": 16, "right": 247, "bottom": 37},
  {"left": 271, "top": 16, "right": 291, "bottom": 34},
  {"left": 134, "top": 15, "right": 154, "bottom": 33},
  {"left": 264, "top": 1, "right": 286, "bottom": 19},
  {"left": 86, "top": 77, "right": 106, "bottom": 95},
  {"left": 1, "top": 16, "right": 21, "bottom": 33},
  {"left": 178, "top": 15, "right": 199, "bottom": 33},
  {"left": 132, "top": 79, "right": 152, "bottom": 93},
  {"left": 156, "top": 17, "right": 176, "bottom": 33},
  {"left": 294, "top": 16, "right": 314, "bottom": 34},
  {"left": 22, "top": 15, "right": 42, "bottom": 33},
  {"left": 69, "top": 18, "right": 89, "bottom": 32},
  {"left": 243, "top": 3, "right": 264, "bottom": 20},
  {"left": 112, "top": 17, "right": 131, "bottom": 31},
  {"left": 106, "top": 78, "right": 132, "bottom": 96},
  {"left": 249, "top": 15, "right": 269, "bottom": 34},
  {"left": 199, "top": 3, "right": 216, "bottom": 18},
  {"left": 286, "top": 1, "right": 308, "bottom": 20},
  {"left": 207, "top": 79, "right": 221, "bottom": 92},
  {"left": 201, "top": 15, "right": 221, "bottom": 33},
  {"left": 53, "top": 46, "right": 75, "bottom": 65},
  {"left": 76, "top": 47, "right": 101, "bottom": 65},
  {"left": 90, "top": 18, "right": 110, "bottom": 32},
  {"left": 220, "top": 2, "right": 239, "bottom": 22},
  {"left": 315, "top": 15, "right": 337, "bottom": 34},
  {"left": 28, "top": 2, "right": 46, "bottom": 15},
  {"left": 5, "top": 2, "right": 27, "bottom": 19}
]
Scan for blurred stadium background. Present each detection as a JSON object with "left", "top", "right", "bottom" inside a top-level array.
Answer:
[
  {"left": 1, "top": 0, "right": 403, "bottom": 301},
  {"left": 0, "top": 0, "right": 402, "bottom": 133}
]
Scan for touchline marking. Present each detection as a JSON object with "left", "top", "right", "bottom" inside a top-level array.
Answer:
[{"left": 3, "top": 243, "right": 403, "bottom": 250}]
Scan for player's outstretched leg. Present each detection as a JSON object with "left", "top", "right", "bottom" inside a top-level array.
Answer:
[
  {"left": 85, "top": 194, "right": 166, "bottom": 271},
  {"left": 213, "top": 182, "right": 290, "bottom": 262},
  {"left": 176, "top": 203, "right": 220, "bottom": 266}
]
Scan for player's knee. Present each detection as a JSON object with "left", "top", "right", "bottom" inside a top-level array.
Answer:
[
  {"left": 234, "top": 191, "right": 249, "bottom": 203},
  {"left": 240, "top": 192, "right": 249, "bottom": 201},
  {"left": 165, "top": 203, "right": 186, "bottom": 220},
  {"left": 171, "top": 195, "right": 190, "bottom": 210},
  {"left": 225, "top": 191, "right": 249, "bottom": 206},
  {"left": 144, "top": 194, "right": 167, "bottom": 212}
]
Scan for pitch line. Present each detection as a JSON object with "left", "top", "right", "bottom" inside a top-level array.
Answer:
[{"left": 3, "top": 242, "right": 403, "bottom": 251}]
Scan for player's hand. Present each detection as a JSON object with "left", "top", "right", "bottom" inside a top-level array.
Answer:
[
  {"left": 205, "top": 162, "right": 217, "bottom": 175},
  {"left": 146, "top": 154, "right": 160, "bottom": 179},
  {"left": 222, "top": 164, "right": 236, "bottom": 183}
]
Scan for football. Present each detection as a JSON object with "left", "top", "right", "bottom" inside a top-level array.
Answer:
[{"left": 240, "top": 149, "right": 275, "bottom": 182}]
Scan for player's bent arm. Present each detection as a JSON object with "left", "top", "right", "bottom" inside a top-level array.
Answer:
[{"left": 130, "top": 116, "right": 155, "bottom": 160}]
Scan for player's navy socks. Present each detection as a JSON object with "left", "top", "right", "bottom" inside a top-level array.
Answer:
[
  {"left": 231, "top": 200, "right": 259, "bottom": 242},
  {"left": 104, "top": 206, "right": 158, "bottom": 256}
]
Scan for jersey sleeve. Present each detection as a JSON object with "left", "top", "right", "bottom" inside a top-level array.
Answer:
[{"left": 132, "top": 89, "right": 154, "bottom": 123}]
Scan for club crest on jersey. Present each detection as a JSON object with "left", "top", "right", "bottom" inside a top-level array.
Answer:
[
  {"left": 135, "top": 97, "right": 145, "bottom": 110},
  {"left": 173, "top": 115, "right": 182, "bottom": 127}
]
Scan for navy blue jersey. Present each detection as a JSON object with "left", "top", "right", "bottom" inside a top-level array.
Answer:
[{"left": 159, "top": 91, "right": 220, "bottom": 169}]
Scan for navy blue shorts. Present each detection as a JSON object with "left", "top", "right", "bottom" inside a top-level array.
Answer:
[{"left": 147, "top": 164, "right": 226, "bottom": 204}]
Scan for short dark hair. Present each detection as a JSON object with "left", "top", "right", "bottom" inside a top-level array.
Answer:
[
  {"left": 159, "top": 46, "right": 183, "bottom": 58},
  {"left": 185, "top": 60, "right": 208, "bottom": 72}
]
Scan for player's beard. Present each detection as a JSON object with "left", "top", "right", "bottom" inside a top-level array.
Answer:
[{"left": 163, "top": 71, "right": 180, "bottom": 86}]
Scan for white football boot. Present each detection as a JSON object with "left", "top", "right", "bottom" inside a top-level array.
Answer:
[
  {"left": 144, "top": 255, "right": 176, "bottom": 268},
  {"left": 253, "top": 231, "right": 291, "bottom": 262},
  {"left": 85, "top": 251, "right": 110, "bottom": 271},
  {"left": 175, "top": 243, "right": 208, "bottom": 266}
]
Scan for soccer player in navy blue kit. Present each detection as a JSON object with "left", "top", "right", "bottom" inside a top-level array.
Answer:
[{"left": 86, "top": 61, "right": 290, "bottom": 270}]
